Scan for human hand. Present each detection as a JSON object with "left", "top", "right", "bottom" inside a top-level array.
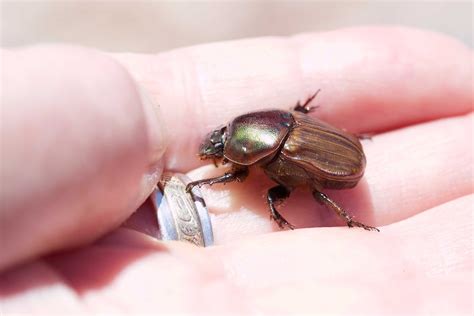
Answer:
[{"left": 1, "top": 27, "right": 472, "bottom": 314}]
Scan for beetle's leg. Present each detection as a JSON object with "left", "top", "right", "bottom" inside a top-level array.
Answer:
[
  {"left": 312, "top": 191, "right": 379, "bottom": 232},
  {"left": 186, "top": 167, "right": 248, "bottom": 193},
  {"left": 267, "top": 185, "right": 296, "bottom": 230},
  {"left": 294, "top": 89, "right": 321, "bottom": 114}
]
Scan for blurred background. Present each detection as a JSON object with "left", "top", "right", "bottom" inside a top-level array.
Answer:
[{"left": 1, "top": 1, "right": 472, "bottom": 53}]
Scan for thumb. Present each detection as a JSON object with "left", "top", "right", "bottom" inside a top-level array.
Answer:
[{"left": 0, "top": 45, "right": 166, "bottom": 270}]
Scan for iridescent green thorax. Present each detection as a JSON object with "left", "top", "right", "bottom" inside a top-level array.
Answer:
[{"left": 223, "top": 110, "right": 293, "bottom": 165}]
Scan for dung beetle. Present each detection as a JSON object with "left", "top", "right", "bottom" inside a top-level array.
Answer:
[{"left": 186, "top": 90, "right": 379, "bottom": 231}]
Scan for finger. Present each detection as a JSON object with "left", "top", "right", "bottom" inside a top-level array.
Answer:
[
  {"left": 216, "top": 196, "right": 473, "bottom": 314},
  {"left": 1, "top": 195, "right": 471, "bottom": 313},
  {"left": 114, "top": 26, "right": 472, "bottom": 171},
  {"left": 187, "top": 113, "right": 472, "bottom": 239},
  {"left": 358, "top": 112, "right": 473, "bottom": 225},
  {"left": 0, "top": 45, "right": 166, "bottom": 270}
]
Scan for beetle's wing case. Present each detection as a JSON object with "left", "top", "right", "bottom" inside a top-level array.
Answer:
[
  {"left": 282, "top": 111, "right": 366, "bottom": 189},
  {"left": 224, "top": 110, "right": 293, "bottom": 165}
]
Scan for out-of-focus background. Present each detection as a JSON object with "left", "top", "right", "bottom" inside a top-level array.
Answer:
[{"left": 1, "top": 1, "right": 472, "bottom": 53}]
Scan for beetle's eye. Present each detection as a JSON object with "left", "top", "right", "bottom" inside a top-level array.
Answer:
[{"left": 210, "top": 131, "right": 221, "bottom": 144}]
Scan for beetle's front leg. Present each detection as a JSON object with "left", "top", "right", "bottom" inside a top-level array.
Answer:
[
  {"left": 186, "top": 167, "right": 248, "bottom": 193},
  {"left": 294, "top": 89, "right": 321, "bottom": 114},
  {"left": 267, "top": 185, "right": 295, "bottom": 230},
  {"left": 312, "top": 191, "right": 379, "bottom": 232}
]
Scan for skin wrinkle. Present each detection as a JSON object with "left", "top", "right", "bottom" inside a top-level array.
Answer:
[
  {"left": 186, "top": 48, "right": 210, "bottom": 131},
  {"left": 177, "top": 49, "right": 205, "bottom": 126},
  {"left": 196, "top": 251, "right": 255, "bottom": 314},
  {"left": 0, "top": 260, "right": 84, "bottom": 313},
  {"left": 42, "top": 261, "right": 82, "bottom": 301},
  {"left": 286, "top": 35, "right": 307, "bottom": 103},
  {"left": 162, "top": 49, "right": 209, "bottom": 170}
]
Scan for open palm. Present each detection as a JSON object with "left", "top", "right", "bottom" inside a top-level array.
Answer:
[{"left": 1, "top": 27, "right": 472, "bottom": 314}]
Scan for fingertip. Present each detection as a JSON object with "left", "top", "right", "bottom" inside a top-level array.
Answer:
[{"left": 1, "top": 45, "right": 165, "bottom": 270}]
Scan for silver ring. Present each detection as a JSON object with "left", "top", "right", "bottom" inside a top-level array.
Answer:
[{"left": 151, "top": 173, "right": 213, "bottom": 247}]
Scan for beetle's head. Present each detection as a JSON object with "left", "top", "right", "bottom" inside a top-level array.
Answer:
[{"left": 199, "top": 126, "right": 227, "bottom": 162}]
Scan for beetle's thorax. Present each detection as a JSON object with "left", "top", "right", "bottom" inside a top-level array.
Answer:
[{"left": 222, "top": 110, "right": 294, "bottom": 166}]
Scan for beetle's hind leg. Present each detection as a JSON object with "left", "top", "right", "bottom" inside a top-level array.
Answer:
[
  {"left": 294, "top": 89, "right": 321, "bottom": 114},
  {"left": 312, "top": 190, "right": 379, "bottom": 232},
  {"left": 267, "top": 185, "right": 295, "bottom": 230}
]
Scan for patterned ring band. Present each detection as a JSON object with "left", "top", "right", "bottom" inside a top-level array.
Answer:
[{"left": 151, "top": 173, "right": 213, "bottom": 247}]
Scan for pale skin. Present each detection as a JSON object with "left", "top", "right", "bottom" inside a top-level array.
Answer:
[{"left": 0, "top": 27, "right": 472, "bottom": 314}]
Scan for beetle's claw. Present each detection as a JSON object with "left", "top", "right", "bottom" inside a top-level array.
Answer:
[
  {"left": 348, "top": 220, "right": 380, "bottom": 232},
  {"left": 283, "top": 222, "right": 296, "bottom": 230},
  {"left": 364, "top": 225, "right": 380, "bottom": 232},
  {"left": 271, "top": 215, "right": 296, "bottom": 230},
  {"left": 286, "top": 222, "right": 296, "bottom": 230},
  {"left": 185, "top": 183, "right": 195, "bottom": 193}
]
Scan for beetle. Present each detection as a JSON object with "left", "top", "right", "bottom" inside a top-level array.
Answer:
[{"left": 186, "top": 90, "right": 379, "bottom": 231}]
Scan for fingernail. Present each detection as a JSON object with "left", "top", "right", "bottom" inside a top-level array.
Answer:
[
  {"left": 135, "top": 84, "right": 167, "bottom": 204},
  {"left": 137, "top": 159, "right": 164, "bottom": 205},
  {"left": 136, "top": 84, "right": 167, "bottom": 167}
]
